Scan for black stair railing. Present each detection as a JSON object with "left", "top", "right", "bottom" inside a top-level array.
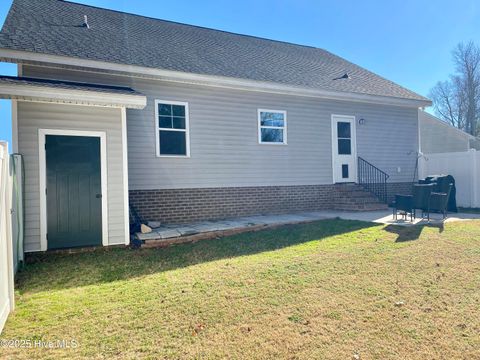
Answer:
[{"left": 357, "top": 157, "right": 390, "bottom": 203}]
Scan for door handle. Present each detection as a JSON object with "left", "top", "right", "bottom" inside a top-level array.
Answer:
[{"left": 96, "top": 194, "right": 102, "bottom": 199}]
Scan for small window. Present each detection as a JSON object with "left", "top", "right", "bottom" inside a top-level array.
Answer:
[
  {"left": 337, "top": 121, "right": 351, "bottom": 155},
  {"left": 155, "top": 100, "right": 190, "bottom": 157},
  {"left": 258, "top": 109, "right": 287, "bottom": 144},
  {"left": 338, "top": 139, "right": 352, "bottom": 155}
]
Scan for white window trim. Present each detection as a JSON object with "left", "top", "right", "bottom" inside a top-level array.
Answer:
[
  {"left": 154, "top": 99, "right": 190, "bottom": 158},
  {"left": 38, "top": 129, "right": 109, "bottom": 251},
  {"left": 257, "top": 109, "right": 287, "bottom": 145}
]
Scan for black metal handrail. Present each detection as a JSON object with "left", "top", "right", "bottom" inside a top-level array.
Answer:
[{"left": 357, "top": 157, "right": 390, "bottom": 203}]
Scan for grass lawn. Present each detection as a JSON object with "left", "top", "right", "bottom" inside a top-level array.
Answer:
[{"left": 3, "top": 219, "right": 480, "bottom": 359}]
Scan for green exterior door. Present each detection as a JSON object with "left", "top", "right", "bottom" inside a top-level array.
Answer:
[{"left": 46, "top": 135, "right": 102, "bottom": 249}]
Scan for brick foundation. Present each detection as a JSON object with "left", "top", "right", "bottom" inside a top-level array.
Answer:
[
  {"left": 130, "top": 185, "right": 335, "bottom": 224},
  {"left": 129, "top": 182, "right": 412, "bottom": 224}
]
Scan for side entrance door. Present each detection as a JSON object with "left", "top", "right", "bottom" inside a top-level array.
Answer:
[
  {"left": 46, "top": 135, "right": 102, "bottom": 249},
  {"left": 332, "top": 115, "right": 357, "bottom": 183}
]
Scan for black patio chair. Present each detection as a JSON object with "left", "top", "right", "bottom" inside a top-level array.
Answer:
[
  {"left": 393, "top": 183, "right": 434, "bottom": 222},
  {"left": 412, "top": 183, "right": 434, "bottom": 220},
  {"left": 393, "top": 194, "right": 414, "bottom": 221},
  {"left": 428, "top": 183, "right": 453, "bottom": 220}
]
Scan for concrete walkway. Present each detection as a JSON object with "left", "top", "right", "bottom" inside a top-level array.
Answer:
[
  {"left": 321, "top": 209, "right": 480, "bottom": 225},
  {"left": 136, "top": 209, "right": 480, "bottom": 244}
]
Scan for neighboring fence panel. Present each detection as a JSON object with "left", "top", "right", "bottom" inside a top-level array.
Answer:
[
  {"left": 11, "top": 154, "right": 24, "bottom": 273},
  {"left": 419, "top": 149, "right": 480, "bottom": 208},
  {"left": 0, "top": 141, "right": 15, "bottom": 334}
]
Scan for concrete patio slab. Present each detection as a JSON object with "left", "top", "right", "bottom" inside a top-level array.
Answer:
[
  {"left": 175, "top": 226, "right": 199, "bottom": 236},
  {"left": 136, "top": 209, "right": 480, "bottom": 246},
  {"left": 136, "top": 231, "right": 161, "bottom": 241},
  {"left": 157, "top": 228, "right": 182, "bottom": 239},
  {"left": 188, "top": 222, "right": 221, "bottom": 233},
  {"left": 317, "top": 209, "right": 480, "bottom": 226}
]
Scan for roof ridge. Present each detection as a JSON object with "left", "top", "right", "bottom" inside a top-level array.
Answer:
[{"left": 59, "top": 0, "right": 320, "bottom": 51}]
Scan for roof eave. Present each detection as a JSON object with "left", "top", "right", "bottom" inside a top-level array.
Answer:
[
  {"left": 0, "top": 82, "right": 147, "bottom": 109},
  {"left": 0, "top": 48, "right": 431, "bottom": 108}
]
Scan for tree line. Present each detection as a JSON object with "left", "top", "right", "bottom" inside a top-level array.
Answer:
[{"left": 429, "top": 41, "right": 480, "bottom": 136}]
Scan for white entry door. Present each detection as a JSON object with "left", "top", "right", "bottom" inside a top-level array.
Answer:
[{"left": 332, "top": 115, "right": 357, "bottom": 183}]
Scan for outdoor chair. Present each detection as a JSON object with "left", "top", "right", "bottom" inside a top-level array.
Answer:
[
  {"left": 412, "top": 183, "right": 435, "bottom": 220},
  {"left": 393, "top": 194, "right": 414, "bottom": 221},
  {"left": 428, "top": 183, "right": 453, "bottom": 220},
  {"left": 393, "top": 183, "right": 435, "bottom": 221}
]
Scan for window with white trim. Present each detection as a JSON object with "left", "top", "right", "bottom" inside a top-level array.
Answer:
[
  {"left": 258, "top": 109, "right": 287, "bottom": 144},
  {"left": 155, "top": 100, "right": 190, "bottom": 156}
]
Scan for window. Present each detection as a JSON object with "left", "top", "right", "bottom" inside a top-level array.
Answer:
[
  {"left": 258, "top": 109, "right": 287, "bottom": 144},
  {"left": 155, "top": 100, "right": 190, "bottom": 157},
  {"left": 337, "top": 121, "right": 351, "bottom": 155}
]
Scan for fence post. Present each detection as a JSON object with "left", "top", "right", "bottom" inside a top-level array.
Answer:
[
  {"left": 5, "top": 147, "right": 14, "bottom": 313},
  {"left": 418, "top": 154, "right": 426, "bottom": 180}
]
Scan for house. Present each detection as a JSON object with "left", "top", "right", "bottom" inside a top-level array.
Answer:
[
  {"left": 0, "top": 0, "right": 431, "bottom": 252},
  {"left": 419, "top": 110, "right": 480, "bottom": 154}
]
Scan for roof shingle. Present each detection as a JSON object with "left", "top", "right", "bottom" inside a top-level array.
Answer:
[{"left": 0, "top": 0, "right": 429, "bottom": 102}]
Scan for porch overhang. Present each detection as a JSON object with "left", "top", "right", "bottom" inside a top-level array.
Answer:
[{"left": 0, "top": 75, "right": 147, "bottom": 109}]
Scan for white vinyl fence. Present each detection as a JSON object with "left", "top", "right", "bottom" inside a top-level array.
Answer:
[
  {"left": 419, "top": 149, "right": 480, "bottom": 208},
  {"left": 0, "top": 141, "right": 14, "bottom": 334}
]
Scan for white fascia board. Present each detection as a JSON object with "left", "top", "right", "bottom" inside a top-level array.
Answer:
[
  {"left": 0, "top": 83, "right": 146, "bottom": 109},
  {"left": 0, "top": 48, "right": 432, "bottom": 108}
]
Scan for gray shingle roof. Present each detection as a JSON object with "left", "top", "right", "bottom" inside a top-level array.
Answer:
[
  {"left": 0, "top": 75, "right": 143, "bottom": 96},
  {"left": 0, "top": 0, "right": 429, "bottom": 102}
]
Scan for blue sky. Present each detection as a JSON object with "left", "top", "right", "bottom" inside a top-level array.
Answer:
[{"left": 0, "top": 0, "right": 479, "bottom": 145}]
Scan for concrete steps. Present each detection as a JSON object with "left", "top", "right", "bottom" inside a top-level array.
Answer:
[{"left": 333, "top": 183, "right": 388, "bottom": 211}]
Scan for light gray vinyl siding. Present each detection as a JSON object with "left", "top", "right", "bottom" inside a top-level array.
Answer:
[
  {"left": 23, "top": 65, "right": 418, "bottom": 190},
  {"left": 419, "top": 110, "right": 471, "bottom": 154},
  {"left": 17, "top": 101, "right": 126, "bottom": 252}
]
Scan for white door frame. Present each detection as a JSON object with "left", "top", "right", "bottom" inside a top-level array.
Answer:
[
  {"left": 331, "top": 114, "right": 358, "bottom": 183},
  {"left": 38, "top": 129, "right": 109, "bottom": 251}
]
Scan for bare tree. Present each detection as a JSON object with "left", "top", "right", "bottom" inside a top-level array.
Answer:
[
  {"left": 429, "top": 41, "right": 480, "bottom": 136},
  {"left": 429, "top": 80, "right": 465, "bottom": 129}
]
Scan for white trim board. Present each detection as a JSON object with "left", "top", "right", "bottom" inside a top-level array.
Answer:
[
  {"left": 0, "top": 49, "right": 431, "bottom": 108},
  {"left": 0, "top": 82, "right": 146, "bottom": 109},
  {"left": 11, "top": 100, "right": 18, "bottom": 153},
  {"left": 120, "top": 107, "right": 130, "bottom": 246},
  {"left": 38, "top": 129, "right": 109, "bottom": 251}
]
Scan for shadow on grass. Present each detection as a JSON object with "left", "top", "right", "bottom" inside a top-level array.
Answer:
[
  {"left": 384, "top": 225, "right": 424, "bottom": 242},
  {"left": 384, "top": 222, "right": 444, "bottom": 242},
  {"left": 19, "top": 219, "right": 378, "bottom": 293}
]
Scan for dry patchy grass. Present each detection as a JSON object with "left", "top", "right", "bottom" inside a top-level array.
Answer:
[{"left": 2, "top": 219, "right": 480, "bottom": 359}]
